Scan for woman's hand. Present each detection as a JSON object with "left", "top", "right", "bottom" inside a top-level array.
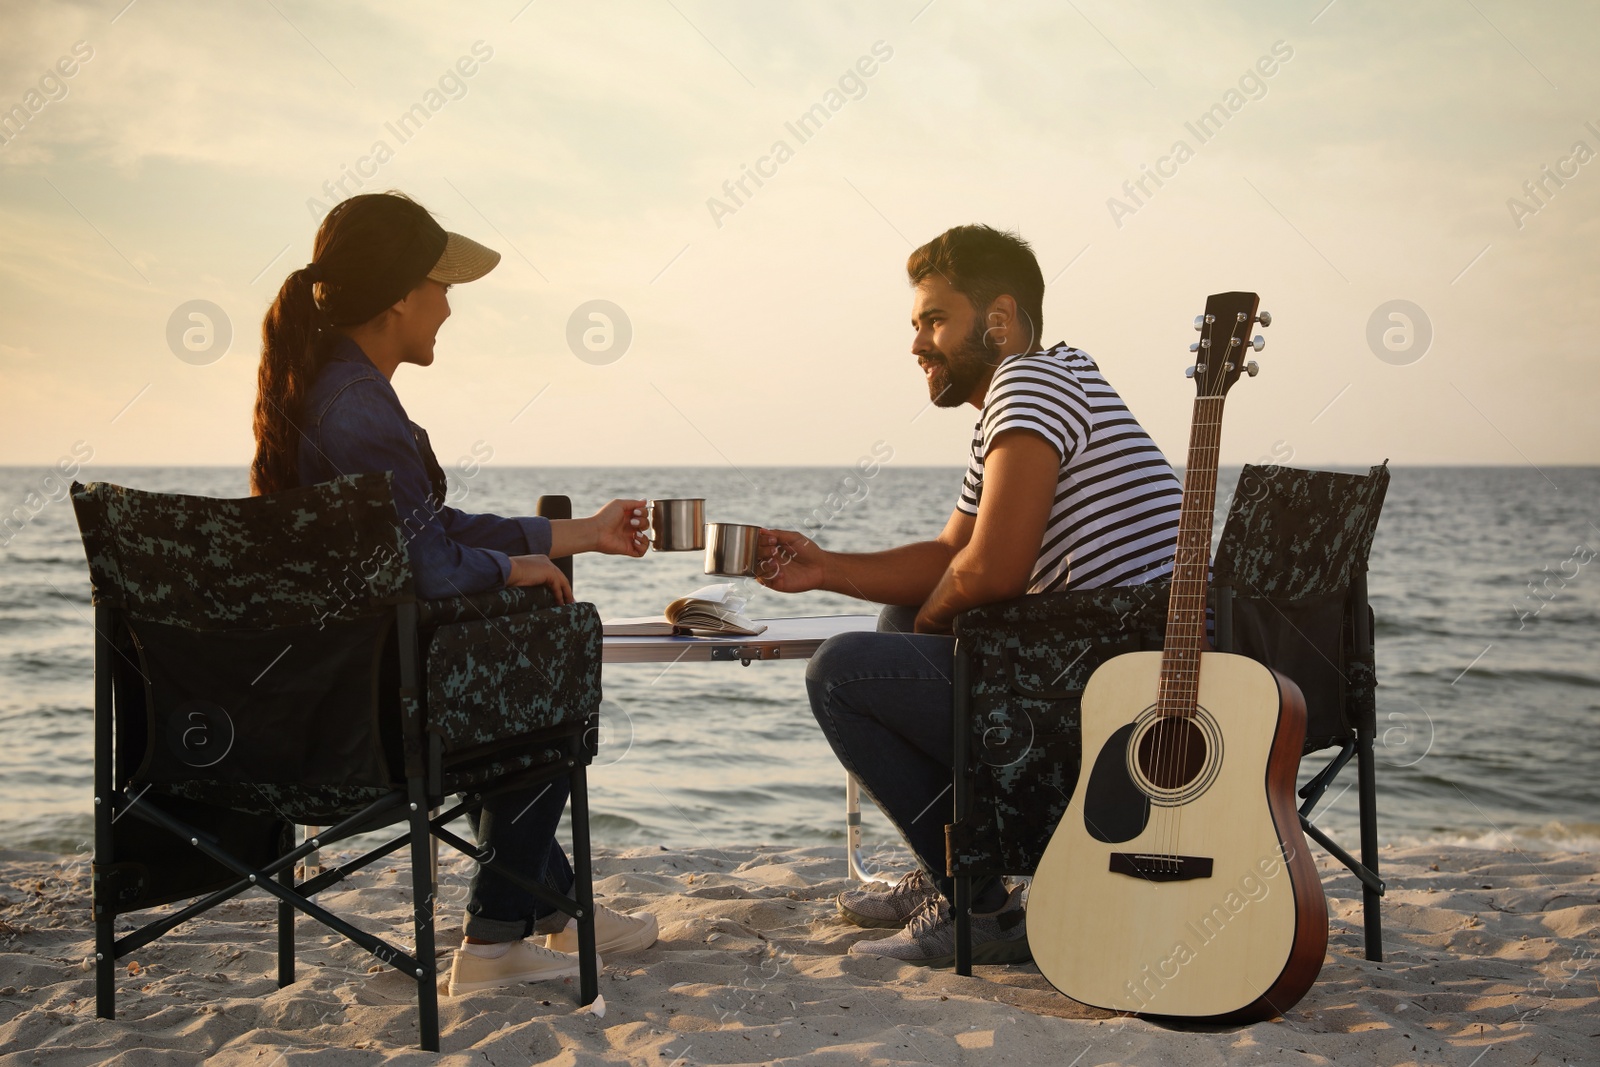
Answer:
[
  {"left": 508, "top": 554, "right": 574, "bottom": 604},
  {"left": 756, "top": 529, "right": 827, "bottom": 593},
  {"left": 589, "top": 499, "right": 649, "bottom": 557}
]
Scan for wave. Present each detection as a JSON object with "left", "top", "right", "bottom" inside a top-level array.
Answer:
[
  {"left": 1390, "top": 821, "right": 1600, "bottom": 855},
  {"left": 1452, "top": 666, "right": 1600, "bottom": 689},
  {"left": 1373, "top": 617, "right": 1466, "bottom": 639}
]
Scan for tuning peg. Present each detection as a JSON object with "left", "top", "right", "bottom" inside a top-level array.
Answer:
[
  {"left": 1257, "top": 311, "right": 1272, "bottom": 327},
  {"left": 1245, "top": 360, "right": 1260, "bottom": 377},
  {"left": 1185, "top": 366, "right": 1196, "bottom": 379},
  {"left": 1193, "top": 315, "right": 1204, "bottom": 332},
  {"left": 1251, "top": 335, "right": 1266, "bottom": 352},
  {"left": 1189, "top": 342, "right": 1199, "bottom": 353}
]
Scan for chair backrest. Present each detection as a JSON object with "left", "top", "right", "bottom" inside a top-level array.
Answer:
[
  {"left": 71, "top": 473, "right": 413, "bottom": 630},
  {"left": 1212, "top": 463, "right": 1390, "bottom": 749},
  {"left": 71, "top": 475, "right": 416, "bottom": 812}
]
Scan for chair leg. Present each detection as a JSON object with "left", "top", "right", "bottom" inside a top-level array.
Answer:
[
  {"left": 951, "top": 645, "right": 973, "bottom": 977},
  {"left": 95, "top": 908, "right": 114, "bottom": 1019},
  {"left": 570, "top": 759, "right": 599, "bottom": 1006},
  {"left": 953, "top": 875, "right": 972, "bottom": 976},
  {"left": 277, "top": 865, "right": 295, "bottom": 987},
  {"left": 1356, "top": 724, "right": 1383, "bottom": 962},
  {"left": 93, "top": 605, "right": 116, "bottom": 1021},
  {"left": 407, "top": 794, "right": 440, "bottom": 1052}
]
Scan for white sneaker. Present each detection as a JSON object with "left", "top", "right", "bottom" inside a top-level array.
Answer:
[
  {"left": 546, "top": 903, "right": 659, "bottom": 957},
  {"left": 445, "top": 939, "right": 601, "bottom": 996},
  {"left": 836, "top": 869, "right": 940, "bottom": 929},
  {"left": 847, "top": 886, "right": 1030, "bottom": 968}
]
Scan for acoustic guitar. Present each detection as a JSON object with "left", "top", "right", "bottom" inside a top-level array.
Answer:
[{"left": 1026, "top": 291, "right": 1326, "bottom": 1022}]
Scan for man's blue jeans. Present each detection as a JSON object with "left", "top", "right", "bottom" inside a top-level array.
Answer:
[{"left": 805, "top": 605, "right": 1000, "bottom": 906}]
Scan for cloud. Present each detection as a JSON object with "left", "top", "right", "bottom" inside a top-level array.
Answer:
[{"left": 0, "top": 0, "right": 1596, "bottom": 466}]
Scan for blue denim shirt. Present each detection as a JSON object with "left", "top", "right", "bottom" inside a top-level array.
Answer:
[{"left": 296, "top": 338, "right": 552, "bottom": 599}]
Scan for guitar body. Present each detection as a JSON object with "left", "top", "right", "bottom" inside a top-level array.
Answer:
[
  {"left": 1025, "top": 291, "right": 1325, "bottom": 1020},
  {"left": 1028, "top": 650, "right": 1326, "bottom": 1020}
]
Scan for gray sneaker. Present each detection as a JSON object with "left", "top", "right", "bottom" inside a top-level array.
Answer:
[
  {"left": 836, "top": 869, "right": 940, "bottom": 929},
  {"left": 847, "top": 885, "right": 1030, "bottom": 967}
]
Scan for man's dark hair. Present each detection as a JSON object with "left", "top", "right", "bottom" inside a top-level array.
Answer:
[{"left": 906, "top": 224, "right": 1044, "bottom": 347}]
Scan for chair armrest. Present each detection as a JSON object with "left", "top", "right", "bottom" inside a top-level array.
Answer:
[
  {"left": 419, "top": 495, "right": 576, "bottom": 626},
  {"left": 946, "top": 580, "right": 1172, "bottom": 879},
  {"left": 953, "top": 580, "right": 1169, "bottom": 640},
  {"left": 417, "top": 585, "right": 557, "bottom": 626}
]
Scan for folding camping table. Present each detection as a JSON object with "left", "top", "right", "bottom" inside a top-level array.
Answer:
[{"left": 602, "top": 615, "right": 887, "bottom": 883}]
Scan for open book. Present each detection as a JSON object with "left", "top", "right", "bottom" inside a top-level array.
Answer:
[{"left": 602, "top": 583, "right": 769, "bottom": 637}]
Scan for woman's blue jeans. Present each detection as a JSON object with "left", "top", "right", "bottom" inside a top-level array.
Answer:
[{"left": 461, "top": 780, "right": 575, "bottom": 941}]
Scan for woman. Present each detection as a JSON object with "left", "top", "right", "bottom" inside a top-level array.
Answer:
[{"left": 251, "top": 191, "right": 656, "bottom": 995}]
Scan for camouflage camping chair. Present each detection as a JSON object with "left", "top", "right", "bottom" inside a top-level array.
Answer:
[
  {"left": 71, "top": 473, "right": 601, "bottom": 1052},
  {"left": 1211, "top": 462, "right": 1391, "bottom": 961},
  {"left": 945, "top": 463, "right": 1390, "bottom": 974}
]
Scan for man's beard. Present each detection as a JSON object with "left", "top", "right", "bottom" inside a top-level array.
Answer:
[{"left": 922, "top": 320, "right": 998, "bottom": 407}]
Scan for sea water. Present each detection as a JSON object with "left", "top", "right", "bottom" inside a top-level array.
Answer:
[{"left": 1, "top": 465, "right": 1596, "bottom": 859}]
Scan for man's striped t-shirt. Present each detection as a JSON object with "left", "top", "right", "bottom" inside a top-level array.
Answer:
[{"left": 956, "top": 343, "right": 1182, "bottom": 594}]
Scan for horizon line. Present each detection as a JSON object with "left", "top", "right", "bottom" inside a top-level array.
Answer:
[{"left": 4, "top": 462, "right": 1598, "bottom": 470}]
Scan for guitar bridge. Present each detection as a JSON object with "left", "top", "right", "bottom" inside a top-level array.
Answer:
[{"left": 1109, "top": 852, "right": 1214, "bottom": 882}]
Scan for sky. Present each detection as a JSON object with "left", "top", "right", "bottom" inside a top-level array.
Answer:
[{"left": 1, "top": 0, "right": 1598, "bottom": 473}]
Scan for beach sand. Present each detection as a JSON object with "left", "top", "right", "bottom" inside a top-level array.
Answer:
[{"left": 0, "top": 842, "right": 1595, "bottom": 1065}]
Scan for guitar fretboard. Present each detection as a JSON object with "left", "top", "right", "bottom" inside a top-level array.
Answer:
[{"left": 1158, "top": 399, "right": 1224, "bottom": 717}]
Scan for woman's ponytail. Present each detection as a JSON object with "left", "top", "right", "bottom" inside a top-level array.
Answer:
[{"left": 250, "top": 266, "right": 324, "bottom": 495}]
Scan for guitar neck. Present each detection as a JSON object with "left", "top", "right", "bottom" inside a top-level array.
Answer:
[
  {"left": 1155, "top": 290, "right": 1264, "bottom": 716},
  {"left": 1159, "top": 396, "right": 1225, "bottom": 715}
]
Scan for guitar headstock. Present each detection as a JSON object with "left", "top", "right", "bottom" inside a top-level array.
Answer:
[{"left": 1188, "top": 291, "right": 1270, "bottom": 399}]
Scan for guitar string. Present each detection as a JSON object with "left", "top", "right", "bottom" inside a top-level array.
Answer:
[
  {"left": 1164, "top": 392, "right": 1205, "bottom": 863},
  {"left": 1157, "top": 313, "right": 1206, "bottom": 866},
  {"left": 1164, "top": 319, "right": 1204, "bottom": 862},
  {"left": 1174, "top": 396, "right": 1217, "bottom": 864},
  {"left": 1164, "top": 303, "right": 1248, "bottom": 870},
  {"left": 1167, "top": 306, "right": 1248, "bottom": 867},
  {"left": 1159, "top": 386, "right": 1202, "bottom": 865},
  {"left": 1172, "top": 399, "right": 1219, "bottom": 865},
  {"left": 1154, "top": 317, "right": 1204, "bottom": 867}
]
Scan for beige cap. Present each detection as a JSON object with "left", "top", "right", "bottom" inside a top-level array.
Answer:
[{"left": 427, "top": 231, "right": 502, "bottom": 284}]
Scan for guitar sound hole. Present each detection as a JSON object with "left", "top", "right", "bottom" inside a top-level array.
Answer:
[{"left": 1135, "top": 717, "right": 1208, "bottom": 791}]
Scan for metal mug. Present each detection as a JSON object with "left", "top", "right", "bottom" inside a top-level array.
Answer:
[
  {"left": 648, "top": 498, "right": 706, "bottom": 551},
  {"left": 704, "top": 522, "right": 761, "bottom": 577}
]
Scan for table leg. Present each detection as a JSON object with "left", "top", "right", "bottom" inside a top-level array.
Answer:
[
  {"left": 845, "top": 773, "right": 890, "bottom": 884},
  {"left": 430, "top": 808, "right": 440, "bottom": 892},
  {"left": 299, "top": 825, "right": 322, "bottom": 880}
]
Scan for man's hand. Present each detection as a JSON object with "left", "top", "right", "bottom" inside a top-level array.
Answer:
[
  {"left": 589, "top": 499, "right": 649, "bottom": 557},
  {"left": 756, "top": 529, "right": 827, "bottom": 592},
  {"left": 508, "top": 553, "right": 575, "bottom": 604}
]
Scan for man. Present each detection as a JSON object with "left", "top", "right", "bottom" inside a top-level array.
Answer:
[{"left": 757, "top": 224, "right": 1182, "bottom": 967}]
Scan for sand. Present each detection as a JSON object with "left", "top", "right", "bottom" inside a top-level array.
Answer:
[{"left": 0, "top": 841, "right": 1595, "bottom": 1065}]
